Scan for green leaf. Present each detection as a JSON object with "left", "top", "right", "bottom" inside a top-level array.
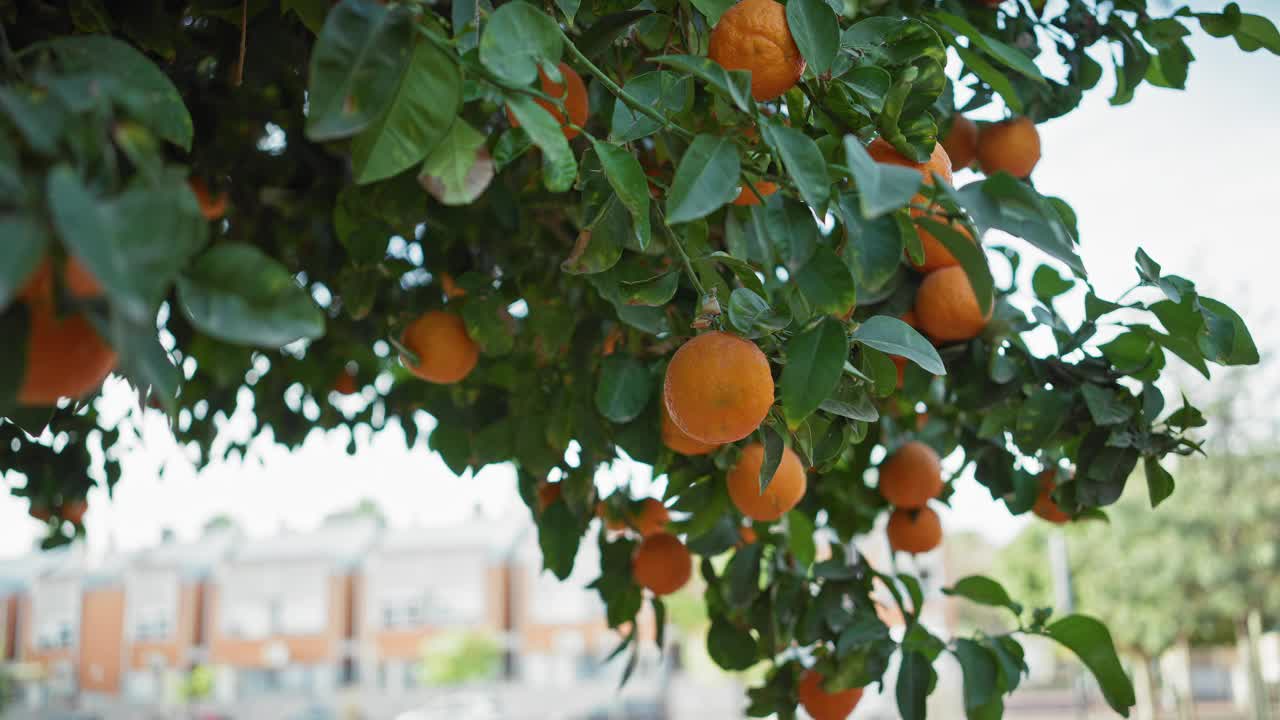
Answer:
[
  {"left": 504, "top": 94, "right": 577, "bottom": 193},
  {"left": 843, "top": 136, "right": 922, "bottom": 218},
  {"left": 954, "top": 175, "right": 1084, "bottom": 277},
  {"left": 107, "top": 311, "right": 181, "bottom": 410},
  {"left": 1032, "top": 264, "right": 1073, "bottom": 301},
  {"left": 707, "top": 618, "right": 758, "bottom": 671},
  {"left": 838, "top": 205, "right": 903, "bottom": 294},
  {"left": 1198, "top": 297, "right": 1258, "bottom": 366},
  {"left": 794, "top": 246, "right": 857, "bottom": 316},
  {"left": 0, "top": 306, "right": 29, "bottom": 414},
  {"left": 728, "top": 288, "right": 790, "bottom": 337},
  {"left": 819, "top": 378, "right": 879, "bottom": 422},
  {"left": 620, "top": 271, "right": 679, "bottom": 306},
  {"left": 0, "top": 86, "right": 67, "bottom": 158},
  {"left": 478, "top": 1, "right": 563, "bottom": 86},
  {"left": 1015, "top": 386, "right": 1072, "bottom": 451},
  {"left": 916, "top": 216, "right": 994, "bottom": 316},
  {"left": 851, "top": 316, "right": 944, "bottom": 375},
  {"left": 461, "top": 295, "right": 515, "bottom": 356},
  {"left": 1108, "top": 17, "right": 1151, "bottom": 106},
  {"left": 782, "top": 317, "right": 848, "bottom": 428},
  {"left": 595, "top": 354, "right": 653, "bottom": 423},
  {"left": 1144, "top": 455, "right": 1175, "bottom": 509},
  {"left": 952, "top": 43, "right": 1023, "bottom": 114},
  {"left": 350, "top": 37, "right": 461, "bottom": 184},
  {"left": 651, "top": 55, "right": 754, "bottom": 112},
  {"left": 177, "top": 243, "right": 325, "bottom": 348},
  {"left": 953, "top": 639, "right": 1002, "bottom": 719},
  {"left": 45, "top": 35, "right": 193, "bottom": 149},
  {"left": 930, "top": 12, "right": 1047, "bottom": 86},
  {"left": 787, "top": 510, "right": 816, "bottom": 567},
  {"left": 1080, "top": 384, "right": 1133, "bottom": 426},
  {"left": 762, "top": 123, "right": 831, "bottom": 211},
  {"left": 305, "top": 0, "right": 414, "bottom": 141},
  {"left": 419, "top": 120, "right": 494, "bottom": 206},
  {"left": 610, "top": 71, "right": 693, "bottom": 142},
  {"left": 47, "top": 167, "right": 208, "bottom": 324},
  {"left": 665, "top": 135, "right": 742, "bottom": 224},
  {"left": 943, "top": 576, "right": 1019, "bottom": 615},
  {"left": 690, "top": 0, "right": 737, "bottom": 26},
  {"left": 282, "top": 0, "right": 329, "bottom": 33},
  {"left": 592, "top": 140, "right": 652, "bottom": 250},
  {"left": 757, "top": 422, "right": 786, "bottom": 493},
  {"left": 1232, "top": 12, "right": 1280, "bottom": 55},
  {"left": 1044, "top": 615, "right": 1136, "bottom": 716},
  {"left": 765, "top": 199, "right": 818, "bottom": 271},
  {"left": 896, "top": 650, "right": 935, "bottom": 720},
  {"left": 538, "top": 501, "right": 583, "bottom": 580},
  {"left": 0, "top": 215, "right": 49, "bottom": 309},
  {"left": 787, "top": 0, "right": 839, "bottom": 76}
]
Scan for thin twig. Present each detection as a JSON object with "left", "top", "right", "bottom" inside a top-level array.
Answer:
[
  {"left": 656, "top": 210, "right": 707, "bottom": 297},
  {"left": 234, "top": 0, "right": 247, "bottom": 87},
  {"left": 560, "top": 31, "right": 695, "bottom": 141}
]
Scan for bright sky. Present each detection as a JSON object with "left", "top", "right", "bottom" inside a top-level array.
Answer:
[{"left": 2, "top": 1, "right": 1278, "bottom": 559}]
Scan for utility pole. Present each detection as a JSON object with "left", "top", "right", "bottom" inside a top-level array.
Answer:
[{"left": 1049, "top": 529, "right": 1090, "bottom": 719}]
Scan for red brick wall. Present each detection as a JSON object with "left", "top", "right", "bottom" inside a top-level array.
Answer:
[{"left": 79, "top": 587, "right": 125, "bottom": 693}]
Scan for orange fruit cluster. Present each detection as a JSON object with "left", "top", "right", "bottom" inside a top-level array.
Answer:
[{"left": 879, "top": 441, "right": 944, "bottom": 554}]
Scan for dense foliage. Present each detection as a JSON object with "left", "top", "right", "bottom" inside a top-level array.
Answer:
[{"left": 1, "top": 0, "right": 1275, "bottom": 716}]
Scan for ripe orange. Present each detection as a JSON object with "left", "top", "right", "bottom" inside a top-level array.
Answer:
[
  {"left": 878, "top": 441, "right": 943, "bottom": 508},
  {"left": 439, "top": 272, "right": 466, "bottom": 300},
  {"left": 505, "top": 62, "right": 589, "bottom": 140},
  {"left": 866, "top": 138, "right": 953, "bottom": 186},
  {"left": 664, "top": 331, "right": 774, "bottom": 444},
  {"left": 914, "top": 266, "right": 991, "bottom": 343},
  {"left": 708, "top": 0, "right": 805, "bottom": 101},
  {"left": 977, "top": 117, "right": 1041, "bottom": 178},
  {"left": 798, "top": 669, "right": 863, "bottom": 720},
  {"left": 738, "top": 525, "right": 758, "bottom": 545},
  {"left": 189, "top": 177, "right": 228, "bottom": 221},
  {"left": 887, "top": 506, "right": 942, "bottom": 554},
  {"left": 61, "top": 500, "right": 88, "bottom": 526},
  {"left": 399, "top": 311, "right": 479, "bottom": 384},
  {"left": 333, "top": 369, "right": 358, "bottom": 395},
  {"left": 19, "top": 256, "right": 103, "bottom": 303},
  {"left": 726, "top": 443, "right": 807, "bottom": 522},
  {"left": 19, "top": 302, "right": 116, "bottom": 406},
  {"left": 662, "top": 406, "right": 721, "bottom": 456},
  {"left": 1033, "top": 471, "right": 1071, "bottom": 524},
  {"left": 601, "top": 326, "right": 624, "bottom": 357},
  {"left": 732, "top": 181, "right": 778, "bottom": 206},
  {"left": 632, "top": 497, "right": 671, "bottom": 537},
  {"left": 632, "top": 532, "right": 693, "bottom": 595},
  {"left": 941, "top": 115, "right": 979, "bottom": 170},
  {"left": 537, "top": 482, "right": 562, "bottom": 511},
  {"left": 28, "top": 503, "right": 52, "bottom": 523}
]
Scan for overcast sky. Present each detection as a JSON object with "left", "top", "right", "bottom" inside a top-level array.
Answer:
[{"left": 1, "top": 1, "right": 1278, "bottom": 559}]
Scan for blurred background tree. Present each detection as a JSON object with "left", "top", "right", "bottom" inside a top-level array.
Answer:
[
  {"left": 419, "top": 630, "right": 502, "bottom": 686},
  {"left": 997, "top": 367, "right": 1280, "bottom": 720}
]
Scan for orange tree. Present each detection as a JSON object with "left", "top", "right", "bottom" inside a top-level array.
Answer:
[{"left": 0, "top": 0, "right": 1275, "bottom": 716}]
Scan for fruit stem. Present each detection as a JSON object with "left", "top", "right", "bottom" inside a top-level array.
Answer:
[{"left": 560, "top": 32, "right": 695, "bottom": 141}]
